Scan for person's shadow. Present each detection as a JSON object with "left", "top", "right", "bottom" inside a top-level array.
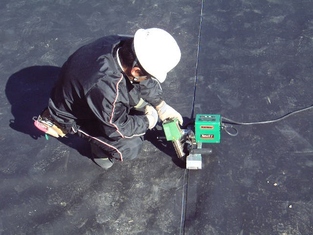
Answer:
[
  {"left": 5, "top": 65, "right": 91, "bottom": 158},
  {"left": 6, "top": 66, "right": 59, "bottom": 139},
  {"left": 5, "top": 66, "right": 185, "bottom": 168}
]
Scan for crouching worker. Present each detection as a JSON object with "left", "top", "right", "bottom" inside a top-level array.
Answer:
[{"left": 34, "top": 28, "right": 183, "bottom": 169}]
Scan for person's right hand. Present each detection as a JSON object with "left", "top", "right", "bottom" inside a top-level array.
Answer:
[
  {"left": 156, "top": 101, "right": 183, "bottom": 125},
  {"left": 145, "top": 105, "right": 158, "bottom": 129}
]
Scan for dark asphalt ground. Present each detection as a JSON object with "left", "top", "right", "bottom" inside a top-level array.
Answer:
[{"left": 1, "top": 0, "right": 313, "bottom": 234}]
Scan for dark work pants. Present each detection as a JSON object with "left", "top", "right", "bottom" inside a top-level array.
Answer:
[{"left": 77, "top": 128, "right": 144, "bottom": 162}]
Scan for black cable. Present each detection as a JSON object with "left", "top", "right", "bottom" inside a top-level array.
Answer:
[
  {"left": 222, "top": 105, "right": 313, "bottom": 126},
  {"left": 221, "top": 105, "right": 313, "bottom": 137}
]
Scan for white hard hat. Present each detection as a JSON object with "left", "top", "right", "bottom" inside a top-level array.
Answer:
[{"left": 133, "top": 28, "right": 181, "bottom": 83}]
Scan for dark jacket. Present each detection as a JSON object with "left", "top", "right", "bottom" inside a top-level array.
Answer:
[{"left": 48, "top": 35, "right": 163, "bottom": 141}]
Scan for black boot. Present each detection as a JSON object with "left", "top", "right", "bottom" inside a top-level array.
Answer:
[{"left": 90, "top": 143, "right": 114, "bottom": 169}]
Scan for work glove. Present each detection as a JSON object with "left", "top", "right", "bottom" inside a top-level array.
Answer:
[
  {"left": 156, "top": 101, "right": 183, "bottom": 125},
  {"left": 145, "top": 105, "right": 158, "bottom": 129}
]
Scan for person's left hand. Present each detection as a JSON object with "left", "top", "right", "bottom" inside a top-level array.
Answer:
[{"left": 156, "top": 101, "right": 183, "bottom": 125}]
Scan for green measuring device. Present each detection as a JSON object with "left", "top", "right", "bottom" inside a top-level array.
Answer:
[{"left": 195, "top": 114, "right": 221, "bottom": 144}]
